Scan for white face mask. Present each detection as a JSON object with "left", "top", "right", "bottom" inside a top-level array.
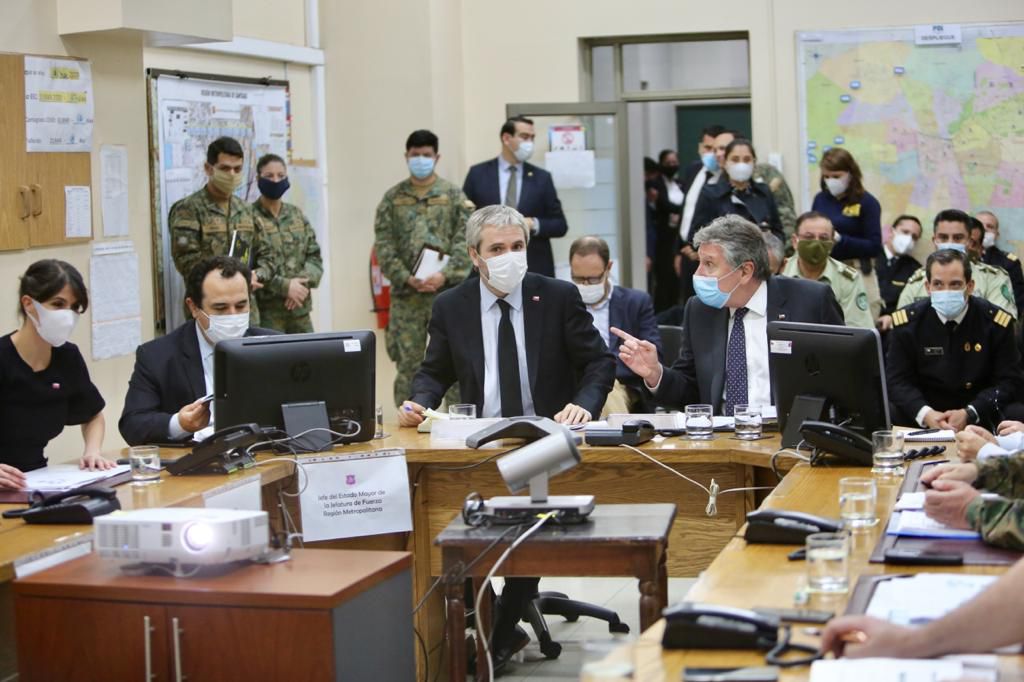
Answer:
[
  {"left": 481, "top": 251, "right": 528, "bottom": 294},
  {"left": 824, "top": 174, "right": 850, "bottom": 197},
  {"left": 576, "top": 281, "right": 608, "bottom": 306},
  {"left": 29, "top": 300, "right": 78, "bottom": 347},
  {"left": 983, "top": 231, "right": 997, "bottom": 250},
  {"left": 513, "top": 140, "right": 534, "bottom": 163},
  {"left": 891, "top": 232, "right": 915, "bottom": 256},
  {"left": 726, "top": 162, "right": 754, "bottom": 183},
  {"left": 200, "top": 310, "right": 250, "bottom": 344}
]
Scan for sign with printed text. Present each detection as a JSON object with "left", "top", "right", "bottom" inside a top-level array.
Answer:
[
  {"left": 914, "top": 24, "right": 962, "bottom": 46},
  {"left": 548, "top": 125, "right": 585, "bottom": 151},
  {"left": 298, "top": 449, "right": 411, "bottom": 542}
]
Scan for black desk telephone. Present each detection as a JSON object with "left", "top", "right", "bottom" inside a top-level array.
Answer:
[
  {"left": 744, "top": 509, "right": 843, "bottom": 544},
  {"left": 799, "top": 420, "right": 873, "bottom": 466},
  {"left": 2, "top": 485, "right": 120, "bottom": 524},
  {"left": 165, "top": 423, "right": 263, "bottom": 476},
  {"left": 663, "top": 603, "right": 780, "bottom": 650}
]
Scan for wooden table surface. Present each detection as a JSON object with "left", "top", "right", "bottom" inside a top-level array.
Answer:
[{"left": 602, "top": 451, "right": 1024, "bottom": 681}]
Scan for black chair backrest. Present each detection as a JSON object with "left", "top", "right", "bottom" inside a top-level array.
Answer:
[{"left": 658, "top": 325, "right": 684, "bottom": 363}]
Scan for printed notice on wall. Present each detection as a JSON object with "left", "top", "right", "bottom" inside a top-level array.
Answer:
[
  {"left": 100, "top": 145, "right": 129, "bottom": 237},
  {"left": 90, "top": 240, "right": 142, "bottom": 360},
  {"left": 64, "top": 186, "right": 91, "bottom": 238},
  {"left": 298, "top": 449, "right": 412, "bottom": 542},
  {"left": 24, "top": 56, "right": 94, "bottom": 152}
]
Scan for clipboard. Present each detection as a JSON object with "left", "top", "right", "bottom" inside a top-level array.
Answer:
[
  {"left": 844, "top": 573, "right": 912, "bottom": 615},
  {"left": 869, "top": 459, "right": 1023, "bottom": 565},
  {"left": 412, "top": 246, "right": 449, "bottom": 280}
]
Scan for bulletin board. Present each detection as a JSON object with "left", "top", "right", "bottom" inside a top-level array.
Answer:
[{"left": 146, "top": 69, "right": 291, "bottom": 333}]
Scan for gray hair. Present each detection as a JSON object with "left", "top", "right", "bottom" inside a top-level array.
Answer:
[
  {"left": 465, "top": 205, "right": 530, "bottom": 251},
  {"left": 762, "top": 231, "right": 785, "bottom": 267},
  {"left": 692, "top": 215, "right": 771, "bottom": 280}
]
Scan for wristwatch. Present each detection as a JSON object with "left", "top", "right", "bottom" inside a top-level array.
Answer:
[{"left": 966, "top": 405, "right": 980, "bottom": 425}]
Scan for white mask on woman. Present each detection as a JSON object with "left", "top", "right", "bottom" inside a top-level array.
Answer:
[
  {"left": 29, "top": 300, "right": 79, "bottom": 347},
  {"left": 726, "top": 162, "right": 754, "bottom": 183},
  {"left": 824, "top": 174, "right": 850, "bottom": 197}
]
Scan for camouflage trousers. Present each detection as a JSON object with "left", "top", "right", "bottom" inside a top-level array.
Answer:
[
  {"left": 258, "top": 305, "right": 314, "bottom": 334},
  {"left": 386, "top": 294, "right": 457, "bottom": 408}
]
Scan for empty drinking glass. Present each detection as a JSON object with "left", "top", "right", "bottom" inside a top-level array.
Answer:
[
  {"left": 448, "top": 404, "right": 477, "bottom": 420},
  {"left": 685, "top": 404, "right": 714, "bottom": 440}
]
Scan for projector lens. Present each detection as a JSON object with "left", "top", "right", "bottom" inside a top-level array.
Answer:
[{"left": 183, "top": 522, "right": 213, "bottom": 552}]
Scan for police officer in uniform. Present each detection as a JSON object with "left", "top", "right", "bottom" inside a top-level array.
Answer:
[
  {"left": 977, "top": 210, "right": 1024, "bottom": 318},
  {"left": 170, "top": 136, "right": 263, "bottom": 325},
  {"left": 373, "top": 129, "right": 473, "bottom": 407},
  {"left": 876, "top": 214, "right": 923, "bottom": 331},
  {"left": 897, "top": 209, "right": 1016, "bottom": 319},
  {"left": 251, "top": 154, "right": 323, "bottom": 333},
  {"left": 886, "top": 249, "right": 1024, "bottom": 431},
  {"left": 781, "top": 211, "right": 873, "bottom": 328}
]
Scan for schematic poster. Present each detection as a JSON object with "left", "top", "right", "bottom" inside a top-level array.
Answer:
[{"left": 24, "top": 56, "right": 94, "bottom": 152}]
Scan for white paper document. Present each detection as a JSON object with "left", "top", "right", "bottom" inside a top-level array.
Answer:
[
  {"left": 545, "top": 150, "right": 596, "bottom": 189},
  {"left": 413, "top": 247, "right": 449, "bottom": 280},
  {"left": 905, "top": 429, "right": 955, "bottom": 442},
  {"left": 893, "top": 491, "right": 926, "bottom": 510},
  {"left": 100, "top": 144, "right": 129, "bottom": 237},
  {"left": 811, "top": 657, "right": 994, "bottom": 682},
  {"left": 24, "top": 56, "right": 94, "bottom": 152},
  {"left": 866, "top": 573, "right": 996, "bottom": 626},
  {"left": 90, "top": 240, "right": 142, "bottom": 360},
  {"left": 298, "top": 449, "right": 412, "bottom": 542},
  {"left": 887, "top": 510, "right": 981, "bottom": 539},
  {"left": 21, "top": 463, "right": 130, "bottom": 492},
  {"left": 64, "top": 186, "right": 91, "bottom": 238}
]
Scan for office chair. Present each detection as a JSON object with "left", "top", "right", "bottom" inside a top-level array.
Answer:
[
  {"left": 658, "top": 324, "right": 685, "bottom": 363},
  {"left": 521, "top": 591, "right": 630, "bottom": 659}
]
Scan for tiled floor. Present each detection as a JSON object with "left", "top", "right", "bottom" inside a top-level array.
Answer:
[{"left": 476, "top": 576, "right": 696, "bottom": 681}]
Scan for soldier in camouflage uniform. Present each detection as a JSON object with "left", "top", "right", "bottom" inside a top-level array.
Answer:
[
  {"left": 170, "top": 136, "right": 263, "bottom": 326},
  {"left": 781, "top": 212, "right": 874, "bottom": 329},
  {"left": 250, "top": 154, "right": 323, "bottom": 333},
  {"left": 374, "top": 130, "right": 474, "bottom": 407},
  {"left": 897, "top": 209, "right": 1016, "bottom": 319},
  {"left": 921, "top": 453, "right": 1024, "bottom": 551},
  {"left": 754, "top": 163, "right": 797, "bottom": 242}
]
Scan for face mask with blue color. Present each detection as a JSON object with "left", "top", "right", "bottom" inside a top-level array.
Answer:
[
  {"left": 701, "top": 152, "right": 718, "bottom": 172},
  {"left": 930, "top": 290, "right": 967, "bottom": 319},
  {"left": 408, "top": 156, "right": 436, "bottom": 179},
  {"left": 692, "top": 265, "right": 742, "bottom": 309},
  {"left": 935, "top": 242, "right": 967, "bottom": 254}
]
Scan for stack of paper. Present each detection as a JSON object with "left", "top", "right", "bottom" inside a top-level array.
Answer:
[
  {"left": 866, "top": 573, "right": 995, "bottom": 625},
  {"left": 904, "top": 429, "right": 956, "bottom": 442},
  {"left": 886, "top": 510, "right": 981, "bottom": 539},
  {"left": 21, "top": 463, "right": 131, "bottom": 492}
]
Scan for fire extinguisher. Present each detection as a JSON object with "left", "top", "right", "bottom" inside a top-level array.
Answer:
[{"left": 369, "top": 247, "right": 391, "bottom": 329}]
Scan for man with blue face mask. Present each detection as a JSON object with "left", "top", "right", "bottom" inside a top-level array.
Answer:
[
  {"left": 897, "top": 209, "right": 1016, "bottom": 317},
  {"left": 886, "top": 248, "right": 1024, "bottom": 431},
  {"left": 119, "top": 257, "right": 279, "bottom": 445},
  {"left": 373, "top": 129, "right": 474, "bottom": 407},
  {"left": 612, "top": 215, "right": 844, "bottom": 415}
]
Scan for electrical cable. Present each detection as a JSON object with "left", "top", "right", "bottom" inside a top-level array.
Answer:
[
  {"left": 620, "top": 444, "right": 774, "bottom": 516},
  {"left": 771, "top": 447, "right": 812, "bottom": 480},
  {"left": 475, "top": 512, "right": 555, "bottom": 681}
]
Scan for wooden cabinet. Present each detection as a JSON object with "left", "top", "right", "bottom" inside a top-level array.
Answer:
[{"left": 15, "top": 549, "right": 414, "bottom": 682}]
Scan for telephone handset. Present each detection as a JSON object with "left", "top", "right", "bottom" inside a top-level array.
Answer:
[
  {"left": 2, "top": 485, "right": 120, "bottom": 524},
  {"left": 662, "top": 602, "right": 779, "bottom": 650},
  {"left": 744, "top": 509, "right": 843, "bottom": 544},
  {"left": 799, "top": 420, "right": 873, "bottom": 466},
  {"left": 166, "top": 423, "right": 263, "bottom": 476}
]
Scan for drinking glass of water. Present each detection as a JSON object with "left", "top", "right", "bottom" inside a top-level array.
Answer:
[
  {"left": 129, "top": 445, "right": 162, "bottom": 485},
  {"left": 838, "top": 476, "right": 877, "bottom": 528},
  {"left": 685, "top": 404, "right": 714, "bottom": 440},
  {"left": 805, "top": 531, "right": 849, "bottom": 593},
  {"left": 448, "top": 404, "right": 477, "bottom": 420},
  {"left": 733, "top": 404, "right": 762, "bottom": 440},
  {"left": 871, "top": 430, "right": 906, "bottom": 477}
]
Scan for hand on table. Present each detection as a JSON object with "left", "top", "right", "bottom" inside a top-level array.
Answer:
[
  {"left": 820, "top": 615, "right": 916, "bottom": 658},
  {"left": 0, "top": 463, "right": 26, "bottom": 490},
  {"left": 920, "top": 461, "right": 979, "bottom": 487},
  {"left": 923, "top": 479, "right": 980, "bottom": 529},
  {"left": 80, "top": 452, "right": 116, "bottom": 471},
  {"left": 398, "top": 401, "right": 425, "bottom": 427},
  {"left": 554, "top": 403, "right": 591, "bottom": 425},
  {"left": 954, "top": 425, "right": 996, "bottom": 462}
]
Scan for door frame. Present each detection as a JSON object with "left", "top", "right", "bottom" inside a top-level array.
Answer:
[{"left": 506, "top": 102, "right": 633, "bottom": 287}]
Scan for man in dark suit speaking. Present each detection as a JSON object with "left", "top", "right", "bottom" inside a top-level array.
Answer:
[
  {"left": 613, "top": 215, "right": 844, "bottom": 414},
  {"left": 463, "top": 116, "right": 568, "bottom": 277},
  {"left": 398, "top": 204, "right": 614, "bottom": 671},
  {"left": 119, "top": 256, "right": 278, "bottom": 445}
]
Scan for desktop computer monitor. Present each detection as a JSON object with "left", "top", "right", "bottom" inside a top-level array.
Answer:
[
  {"left": 768, "top": 321, "right": 890, "bottom": 447},
  {"left": 213, "top": 330, "right": 376, "bottom": 447}
]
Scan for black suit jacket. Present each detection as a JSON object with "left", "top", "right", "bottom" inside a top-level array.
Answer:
[
  {"left": 653, "top": 276, "right": 845, "bottom": 412},
  {"left": 690, "top": 180, "right": 784, "bottom": 242},
  {"left": 119, "top": 320, "right": 279, "bottom": 445},
  {"left": 463, "top": 158, "right": 568, "bottom": 277},
  {"left": 608, "top": 287, "right": 663, "bottom": 385},
  {"left": 875, "top": 251, "right": 921, "bottom": 315},
  {"left": 409, "top": 273, "right": 615, "bottom": 418}
]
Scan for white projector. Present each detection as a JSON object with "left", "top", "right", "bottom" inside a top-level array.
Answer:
[{"left": 95, "top": 507, "right": 269, "bottom": 566}]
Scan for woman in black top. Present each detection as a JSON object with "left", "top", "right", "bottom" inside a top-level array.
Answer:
[
  {"left": 0, "top": 260, "right": 113, "bottom": 489},
  {"left": 689, "top": 138, "right": 784, "bottom": 242}
]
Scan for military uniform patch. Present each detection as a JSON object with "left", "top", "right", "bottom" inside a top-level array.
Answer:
[{"left": 856, "top": 292, "right": 868, "bottom": 310}]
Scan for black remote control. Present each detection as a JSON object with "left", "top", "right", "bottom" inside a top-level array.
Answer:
[
  {"left": 752, "top": 607, "right": 834, "bottom": 624},
  {"left": 884, "top": 548, "right": 963, "bottom": 565}
]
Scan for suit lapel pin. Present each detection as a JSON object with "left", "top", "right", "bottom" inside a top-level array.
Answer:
[
  {"left": 532, "top": 296, "right": 540, "bottom": 302},
  {"left": 51, "top": 383, "right": 60, "bottom": 390},
  {"left": 527, "top": 171, "right": 533, "bottom": 177},
  {"left": 778, "top": 313, "right": 786, "bottom": 320}
]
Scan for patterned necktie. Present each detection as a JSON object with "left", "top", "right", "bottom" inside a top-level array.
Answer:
[
  {"left": 505, "top": 165, "right": 518, "bottom": 207},
  {"left": 496, "top": 299, "right": 524, "bottom": 417},
  {"left": 724, "top": 307, "right": 749, "bottom": 416}
]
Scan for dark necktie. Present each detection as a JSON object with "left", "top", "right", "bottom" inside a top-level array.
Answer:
[
  {"left": 724, "top": 307, "right": 749, "bottom": 416},
  {"left": 496, "top": 299, "right": 524, "bottom": 417}
]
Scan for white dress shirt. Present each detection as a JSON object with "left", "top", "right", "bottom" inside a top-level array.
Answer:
[
  {"left": 480, "top": 279, "right": 536, "bottom": 418},
  {"left": 168, "top": 324, "right": 216, "bottom": 440},
  {"left": 914, "top": 300, "right": 971, "bottom": 427},
  {"left": 680, "top": 169, "right": 710, "bottom": 242},
  {"left": 647, "top": 280, "right": 772, "bottom": 411},
  {"left": 584, "top": 285, "right": 613, "bottom": 348},
  {"left": 979, "top": 432, "right": 1024, "bottom": 460}
]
